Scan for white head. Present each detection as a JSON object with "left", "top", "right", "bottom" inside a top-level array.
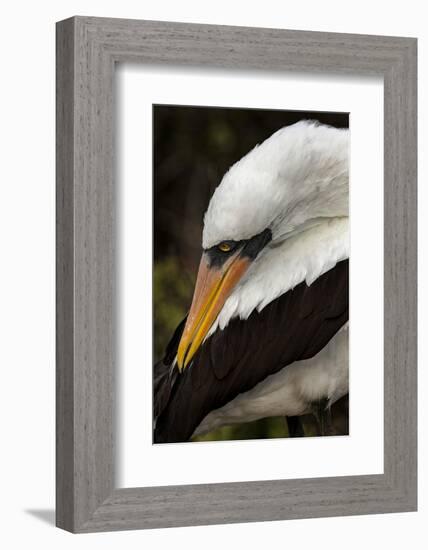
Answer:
[
  {"left": 177, "top": 121, "right": 349, "bottom": 371},
  {"left": 203, "top": 120, "right": 348, "bottom": 248}
]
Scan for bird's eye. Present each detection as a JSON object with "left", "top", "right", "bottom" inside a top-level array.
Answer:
[{"left": 218, "top": 242, "right": 232, "bottom": 253}]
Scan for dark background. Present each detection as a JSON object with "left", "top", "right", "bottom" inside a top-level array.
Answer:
[{"left": 153, "top": 105, "right": 349, "bottom": 441}]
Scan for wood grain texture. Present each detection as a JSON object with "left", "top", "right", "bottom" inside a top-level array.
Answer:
[
  {"left": 56, "top": 16, "right": 417, "bottom": 532},
  {"left": 56, "top": 17, "right": 75, "bottom": 532}
]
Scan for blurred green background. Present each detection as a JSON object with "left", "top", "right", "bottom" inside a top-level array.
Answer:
[{"left": 153, "top": 105, "right": 349, "bottom": 441}]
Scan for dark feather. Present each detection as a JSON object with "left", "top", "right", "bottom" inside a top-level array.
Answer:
[
  {"left": 153, "top": 317, "right": 186, "bottom": 419},
  {"left": 154, "top": 259, "right": 349, "bottom": 443}
]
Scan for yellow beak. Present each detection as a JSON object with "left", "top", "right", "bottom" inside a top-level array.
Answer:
[{"left": 177, "top": 251, "right": 250, "bottom": 371}]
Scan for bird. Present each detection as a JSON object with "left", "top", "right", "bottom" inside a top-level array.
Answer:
[{"left": 154, "top": 120, "right": 349, "bottom": 443}]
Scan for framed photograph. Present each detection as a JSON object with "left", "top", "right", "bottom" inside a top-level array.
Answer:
[
  {"left": 151, "top": 105, "right": 350, "bottom": 445},
  {"left": 56, "top": 16, "right": 417, "bottom": 532}
]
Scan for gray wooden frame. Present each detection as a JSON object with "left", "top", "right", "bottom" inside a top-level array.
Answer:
[{"left": 56, "top": 16, "right": 417, "bottom": 533}]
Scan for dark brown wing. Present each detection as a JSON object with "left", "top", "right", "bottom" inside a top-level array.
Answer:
[{"left": 154, "top": 259, "right": 349, "bottom": 443}]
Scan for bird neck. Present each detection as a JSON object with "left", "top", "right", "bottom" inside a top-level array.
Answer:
[{"left": 206, "top": 216, "right": 349, "bottom": 337}]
